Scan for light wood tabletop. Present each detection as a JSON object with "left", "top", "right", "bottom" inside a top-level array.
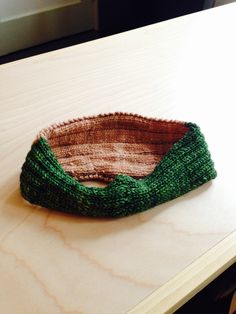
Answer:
[{"left": 0, "top": 3, "right": 236, "bottom": 314}]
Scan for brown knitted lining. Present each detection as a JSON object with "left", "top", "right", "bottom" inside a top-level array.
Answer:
[{"left": 38, "top": 113, "right": 189, "bottom": 182}]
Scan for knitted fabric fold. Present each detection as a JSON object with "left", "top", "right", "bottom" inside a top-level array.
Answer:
[{"left": 20, "top": 113, "right": 217, "bottom": 217}]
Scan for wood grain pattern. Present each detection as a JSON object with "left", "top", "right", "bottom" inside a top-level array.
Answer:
[
  {"left": 0, "top": 3, "right": 236, "bottom": 313},
  {"left": 129, "top": 231, "right": 236, "bottom": 314}
]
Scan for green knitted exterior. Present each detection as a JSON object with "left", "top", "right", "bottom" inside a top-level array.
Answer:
[{"left": 20, "top": 123, "right": 217, "bottom": 217}]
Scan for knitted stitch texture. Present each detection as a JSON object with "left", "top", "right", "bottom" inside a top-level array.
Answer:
[{"left": 20, "top": 113, "right": 217, "bottom": 217}]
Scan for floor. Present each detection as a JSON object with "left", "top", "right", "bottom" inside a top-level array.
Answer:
[
  {"left": 0, "top": 0, "right": 235, "bottom": 65},
  {"left": 175, "top": 263, "right": 236, "bottom": 314}
]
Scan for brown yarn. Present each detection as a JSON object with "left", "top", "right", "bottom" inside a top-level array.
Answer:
[{"left": 39, "top": 113, "right": 188, "bottom": 182}]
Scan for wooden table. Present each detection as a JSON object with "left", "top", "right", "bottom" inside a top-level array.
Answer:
[{"left": 0, "top": 4, "right": 236, "bottom": 314}]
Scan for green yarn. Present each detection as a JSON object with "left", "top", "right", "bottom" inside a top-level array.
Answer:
[{"left": 20, "top": 123, "right": 217, "bottom": 217}]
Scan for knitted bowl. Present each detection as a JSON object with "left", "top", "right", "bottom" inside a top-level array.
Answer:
[{"left": 20, "top": 113, "right": 217, "bottom": 217}]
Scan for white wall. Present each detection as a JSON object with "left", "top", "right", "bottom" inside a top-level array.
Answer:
[
  {"left": 0, "top": 0, "right": 94, "bottom": 56},
  {"left": 215, "top": 0, "right": 236, "bottom": 6},
  {"left": 0, "top": 0, "right": 82, "bottom": 21}
]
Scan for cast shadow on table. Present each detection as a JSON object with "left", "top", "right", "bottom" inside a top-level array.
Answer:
[{"left": 5, "top": 177, "right": 213, "bottom": 239}]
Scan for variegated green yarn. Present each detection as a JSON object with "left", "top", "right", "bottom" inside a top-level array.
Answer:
[{"left": 20, "top": 122, "right": 216, "bottom": 217}]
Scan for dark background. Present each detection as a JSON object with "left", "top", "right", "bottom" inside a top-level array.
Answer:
[
  {"left": 0, "top": 0, "right": 215, "bottom": 64},
  {"left": 98, "top": 0, "right": 215, "bottom": 35}
]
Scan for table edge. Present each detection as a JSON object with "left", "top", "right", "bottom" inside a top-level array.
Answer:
[{"left": 128, "top": 230, "right": 236, "bottom": 314}]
